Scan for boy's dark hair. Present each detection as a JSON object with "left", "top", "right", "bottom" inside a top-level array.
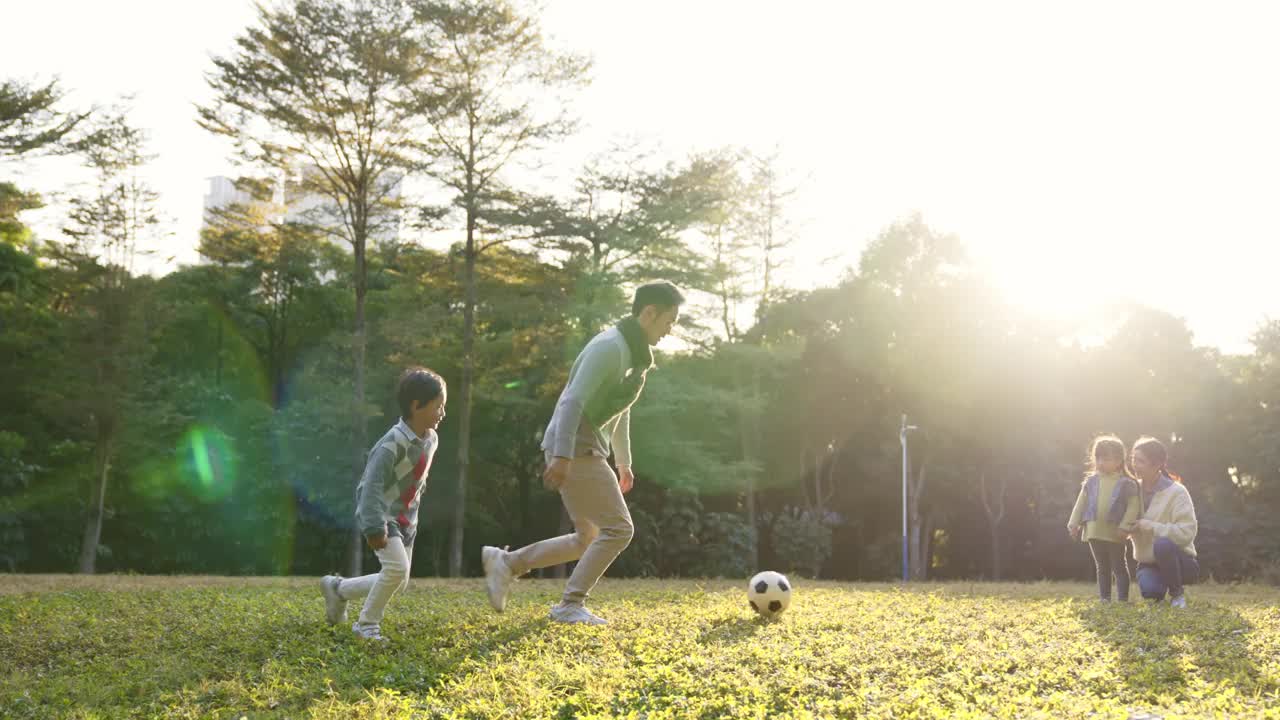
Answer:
[
  {"left": 398, "top": 367, "right": 445, "bottom": 419},
  {"left": 631, "top": 280, "right": 685, "bottom": 317}
]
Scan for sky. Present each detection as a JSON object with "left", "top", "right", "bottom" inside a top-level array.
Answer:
[{"left": 4, "top": 0, "right": 1279, "bottom": 354}]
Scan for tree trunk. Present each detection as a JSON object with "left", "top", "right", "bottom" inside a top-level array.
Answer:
[
  {"left": 215, "top": 307, "right": 223, "bottom": 388},
  {"left": 78, "top": 427, "right": 113, "bottom": 574},
  {"left": 979, "top": 470, "right": 1008, "bottom": 581},
  {"left": 348, "top": 231, "right": 368, "bottom": 579},
  {"left": 990, "top": 524, "right": 1002, "bottom": 580},
  {"left": 908, "top": 460, "right": 928, "bottom": 581},
  {"left": 737, "top": 360, "right": 759, "bottom": 568},
  {"left": 518, "top": 466, "right": 531, "bottom": 548},
  {"left": 449, "top": 209, "right": 477, "bottom": 577},
  {"left": 909, "top": 516, "right": 925, "bottom": 581},
  {"left": 921, "top": 512, "right": 935, "bottom": 579}
]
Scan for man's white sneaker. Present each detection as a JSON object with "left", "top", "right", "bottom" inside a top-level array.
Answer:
[
  {"left": 352, "top": 622, "right": 388, "bottom": 642},
  {"left": 549, "top": 603, "right": 607, "bottom": 625},
  {"left": 321, "top": 574, "right": 347, "bottom": 625},
  {"left": 482, "top": 545, "right": 515, "bottom": 612},
  {"left": 1170, "top": 594, "right": 1187, "bottom": 609}
]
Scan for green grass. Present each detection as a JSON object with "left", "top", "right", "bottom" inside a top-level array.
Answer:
[{"left": 1, "top": 576, "right": 1278, "bottom": 719}]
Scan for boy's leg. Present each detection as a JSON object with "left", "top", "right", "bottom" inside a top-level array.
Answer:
[
  {"left": 321, "top": 574, "right": 348, "bottom": 624},
  {"left": 337, "top": 570, "right": 378, "bottom": 602},
  {"left": 400, "top": 535, "right": 415, "bottom": 593},
  {"left": 1110, "top": 541, "right": 1131, "bottom": 602},
  {"left": 352, "top": 536, "right": 410, "bottom": 631},
  {"left": 559, "top": 456, "right": 633, "bottom": 608},
  {"left": 338, "top": 532, "right": 414, "bottom": 600},
  {"left": 1088, "top": 540, "right": 1113, "bottom": 601}
]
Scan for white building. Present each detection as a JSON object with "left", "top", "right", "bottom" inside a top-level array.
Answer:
[
  {"left": 202, "top": 168, "right": 403, "bottom": 247},
  {"left": 201, "top": 176, "right": 253, "bottom": 219}
]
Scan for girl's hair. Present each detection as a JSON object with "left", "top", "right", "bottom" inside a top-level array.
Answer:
[
  {"left": 1084, "top": 434, "right": 1134, "bottom": 482},
  {"left": 1132, "top": 436, "right": 1184, "bottom": 484},
  {"left": 398, "top": 366, "right": 446, "bottom": 419}
]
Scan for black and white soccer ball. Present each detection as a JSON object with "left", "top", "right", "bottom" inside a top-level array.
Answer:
[{"left": 747, "top": 571, "right": 792, "bottom": 618}]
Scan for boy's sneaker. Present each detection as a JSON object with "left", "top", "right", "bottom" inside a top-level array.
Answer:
[
  {"left": 549, "top": 602, "right": 607, "bottom": 625},
  {"left": 321, "top": 575, "right": 348, "bottom": 625},
  {"left": 1170, "top": 594, "right": 1187, "bottom": 609},
  {"left": 482, "top": 545, "right": 515, "bottom": 612},
  {"left": 351, "top": 622, "right": 388, "bottom": 642}
]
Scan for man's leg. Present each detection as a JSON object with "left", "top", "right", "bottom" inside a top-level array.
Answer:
[
  {"left": 503, "top": 510, "right": 598, "bottom": 577},
  {"left": 483, "top": 459, "right": 602, "bottom": 613},
  {"left": 559, "top": 456, "right": 633, "bottom": 608}
]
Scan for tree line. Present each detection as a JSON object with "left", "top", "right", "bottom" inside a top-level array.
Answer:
[{"left": 3, "top": 0, "right": 1278, "bottom": 584}]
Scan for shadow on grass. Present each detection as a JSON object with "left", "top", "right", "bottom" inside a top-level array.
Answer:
[
  {"left": 696, "top": 614, "right": 767, "bottom": 647},
  {"left": 1076, "top": 596, "right": 1259, "bottom": 702}
]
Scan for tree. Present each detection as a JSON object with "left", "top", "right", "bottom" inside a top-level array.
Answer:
[
  {"left": 199, "top": 0, "right": 430, "bottom": 575},
  {"left": 47, "top": 111, "right": 164, "bottom": 573},
  {"left": 707, "top": 149, "right": 799, "bottom": 557},
  {"left": 200, "top": 177, "right": 328, "bottom": 405},
  {"left": 518, "top": 148, "right": 737, "bottom": 339},
  {"left": 1, "top": 77, "right": 88, "bottom": 157},
  {"left": 737, "top": 148, "right": 798, "bottom": 317},
  {"left": 409, "top": 0, "right": 590, "bottom": 576}
]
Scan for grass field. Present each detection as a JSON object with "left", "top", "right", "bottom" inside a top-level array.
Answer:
[{"left": 1, "top": 575, "right": 1278, "bottom": 719}]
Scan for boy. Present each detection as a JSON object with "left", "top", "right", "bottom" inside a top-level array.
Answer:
[{"left": 321, "top": 367, "right": 446, "bottom": 640}]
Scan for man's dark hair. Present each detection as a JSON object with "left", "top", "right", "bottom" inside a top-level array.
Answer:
[
  {"left": 398, "top": 367, "right": 445, "bottom": 419},
  {"left": 631, "top": 280, "right": 685, "bottom": 317}
]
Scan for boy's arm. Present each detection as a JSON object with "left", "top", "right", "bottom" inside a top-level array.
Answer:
[{"left": 356, "top": 446, "right": 396, "bottom": 538}]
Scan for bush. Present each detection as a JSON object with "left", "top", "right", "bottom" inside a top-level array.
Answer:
[{"left": 770, "top": 506, "right": 833, "bottom": 578}]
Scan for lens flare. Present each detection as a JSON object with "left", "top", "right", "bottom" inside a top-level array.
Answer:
[{"left": 180, "top": 426, "right": 236, "bottom": 501}]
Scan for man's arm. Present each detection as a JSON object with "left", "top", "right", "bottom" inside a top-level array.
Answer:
[
  {"left": 547, "top": 341, "right": 623, "bottom": 459},
  {"left": 611, "top": 407, "right": 632, "bottom": 468}
]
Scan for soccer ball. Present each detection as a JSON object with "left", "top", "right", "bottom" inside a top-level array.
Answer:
[{"left": 747, "top": 571, "right": 792, "bottom": 618}]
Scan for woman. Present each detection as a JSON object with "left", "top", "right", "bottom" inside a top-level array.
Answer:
[{"left": 1128, "top": 436, "right": 1199, "bottom": 608}]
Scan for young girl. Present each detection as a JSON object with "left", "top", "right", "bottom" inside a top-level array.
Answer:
[{"left": 1068, "top": 435, "right": 1141, "bottom": 601}]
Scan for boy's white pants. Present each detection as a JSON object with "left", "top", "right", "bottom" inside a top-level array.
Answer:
[{"left": 337, "top": 535, "right": 412, "bottom": 628}]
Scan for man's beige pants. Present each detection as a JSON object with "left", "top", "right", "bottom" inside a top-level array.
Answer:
[{"left": 506, "top": 455, "right": 634, "bottom": 605}]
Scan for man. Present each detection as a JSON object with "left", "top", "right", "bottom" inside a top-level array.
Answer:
[{"left": 480, "top": 281, "right": 684, "bottom": 624}]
